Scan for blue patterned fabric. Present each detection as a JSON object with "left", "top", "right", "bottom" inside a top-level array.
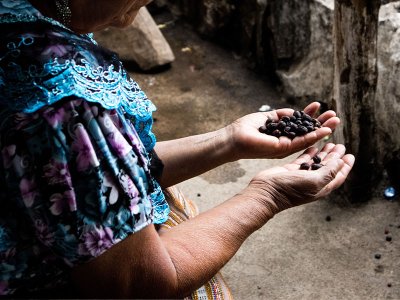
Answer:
[{"left": 0, "top": 0, "right": 170, "bottom": 296}]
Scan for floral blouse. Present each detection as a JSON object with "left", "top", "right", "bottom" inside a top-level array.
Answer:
[{"left": 0, "top": 0, "right": 169, "bottom": 296}]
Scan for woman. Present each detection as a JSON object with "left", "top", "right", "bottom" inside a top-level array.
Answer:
[{"left": 0, "top": 0, "right": 355, "bottom": 298}]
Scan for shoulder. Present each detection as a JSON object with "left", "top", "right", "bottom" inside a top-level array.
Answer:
[{"left": 0, "top": 20, "right": 119, "bottom": 74}]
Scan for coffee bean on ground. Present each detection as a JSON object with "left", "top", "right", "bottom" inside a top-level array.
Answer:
[{"left": 259, "top": 110, "right": 321, "bottom": 140}]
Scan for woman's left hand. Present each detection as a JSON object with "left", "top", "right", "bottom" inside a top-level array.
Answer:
[{"left": 226, "top": 102, "right": 340, "bottom": 160}]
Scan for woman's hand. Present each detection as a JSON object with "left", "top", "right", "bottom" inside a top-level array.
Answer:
[
  {"left": 226, "top": 102, "right": 340, "bottom": 160},
  {"left": 243, "top": 143, "right": 355, "bottom": 215}
]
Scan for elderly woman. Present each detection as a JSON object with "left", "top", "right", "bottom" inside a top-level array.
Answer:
[{"left": 0, "top": 0, "right": 354, "bottom": 298}]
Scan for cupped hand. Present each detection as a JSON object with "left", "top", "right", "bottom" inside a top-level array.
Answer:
[
  {"left": 227, "top": 102, "right": 340, "bottom": 160},
  {"left": 244, "top": 143, "right": 355, "bottom": 215}
]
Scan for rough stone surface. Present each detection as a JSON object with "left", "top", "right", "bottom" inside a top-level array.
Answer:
[
  {"left": 376, "top": 2, "right": 400, "bottom": 169},
  {"left": 95, "top": 7, "right": 175, "bottom": 71},
  {"left": 276, "top": 0, "right": 333, "bottom": 104}
]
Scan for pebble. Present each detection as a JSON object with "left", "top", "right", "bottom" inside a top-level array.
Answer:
[
  {"left": 259, "top": 105, "right": 272, "bottom": 112},
  {"left": 375, "top": 254, "right": 381, "bottom": 260},
  {"left": 384, "top": 187, "right": 396, "bottom": 200}
]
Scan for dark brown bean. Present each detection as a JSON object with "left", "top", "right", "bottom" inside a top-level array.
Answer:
[
  {"left": 311, "top": 163, "right": 323, "bottom": 170},
  {"left": 284, "top": 126, "right": 292, "bottom": 132},
  {"left": 281, "top": 116, "right": 290, "bottom": 122},
  {"left": 293, "top": 111, "right": 302, "bottom": 118},
  {"left": 300, "top": 163, "right": 310, "bottom": 170},
  {"left": 306, "top": 126, "right": 314, "bottom": 133},
  {"left": 312, "top": 155, "right": 322, "bottom": 164},
  {"left": 265, "top": 118, "right": 274, "bottom": 125},
  {"left": 287, "top": 132, "right": 296, "bottom": 139},
  {"left": 278, "top": 121, "right": 286, "bottom": 129},
  {"left": 272, "top": 129, "right": 281, "bottom": 137},
  {"left": 267, "top": 123, "right": 278, "bottom": 131},
  {"left": 291, "top": 124, "right": 298, "bottom": 131},
  {"left": 297, "top": 126, "right": 308, "bottom": 135},
  {"left": 259, "top": 125, "right": 268, "bottom": 133},
  {"left": 303, "top": 115, "right": 313, "bottom": 122}
]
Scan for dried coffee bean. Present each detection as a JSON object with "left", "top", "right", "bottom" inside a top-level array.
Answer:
[
  {"left": 312, "top": 155, "right": 322, "bottom": 164},
  {"left": 291, "top": 124, "right": 299, "bottom": 131},
  {"left": 297, "top": 126, "right": 308, "bottom": 136},
  {"left": 281, "top": 116, "right": 290, "bottom": 122},
  {"left": 272, "top": 129, "right": 281, "bottom": 137},
  {"left": 302, "top": 121, "right": 312, "bottom": 127},
  {"left": 284, "top": 126, "right": 291, "bottom": 133},
  {"left": 303, "top": 115, "right": 313, "bottom": 122},
  {"left": 300, "top": 163, "right": 310, "bottom": 170},
  {"left": 267, "top": 123, "right": 278, "bottom": 131},
  {"left": 287, "top": 132, "right": 296, "bottom": 139},
  {"left": 306, "top": 126, "right": 314, "bottom": 133},
  {"left": 278, "top": 121, "right": 286, "bottom": 130},
  {"left": 290, "top": 116, "right": 297, "bottom": 122},
  {"left": 311, "top": 163, "right": 323, "bottom": 170},
  {"left": 293, "top": 111, "right": 302, "bottom": 118},
  {"left": 265, "top": 118, "right": 273, "bottom": 125},
  {"left": 259, "top": 125, "right": 268, "bottom": 133},
  {"left": 314, "top": 120, "right": 322, "bottom": 128}
]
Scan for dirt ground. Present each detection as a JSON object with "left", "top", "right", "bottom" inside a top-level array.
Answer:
[{"left": 99, "top": 13, "right": 400, "bottom": 300}]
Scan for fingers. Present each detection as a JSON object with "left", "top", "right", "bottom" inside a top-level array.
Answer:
[
  {"left": 276, "top": 102, "right": 320, "bottom": 119},
  {"left": 275, "top": 108, "right": 294, "bottom": 119},
  {"left": 303, "top": 102, "right": 320, "bottom": 117},
  {"left": 318, "top": 154, "right": 355, "bottom": 197},
  {"left": 286, "top": 127, "right": 332, "bottom": 154},
  {"left": 322, "top": 116, "right": 340, "bottom": 130},
  {"left": 292, "top": 147, "right": 319, "bottom": 165}
]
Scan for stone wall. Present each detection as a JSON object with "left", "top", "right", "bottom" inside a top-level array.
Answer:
[{"left": 152, "top": 0, "right": 400, "bottom": 179}]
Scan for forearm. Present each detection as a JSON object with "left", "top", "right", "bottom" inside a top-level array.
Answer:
[
  {"left": 154, "top": 127, "right": 234, "bottom": 188},
  {"left": 159, "top": 189, "right": 276, "bottom": 297},
  {"left": 71, "top": 188, "right": 277, "bottom": 299}
]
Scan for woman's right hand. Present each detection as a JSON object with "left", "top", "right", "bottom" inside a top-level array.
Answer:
[{"left": 244, "top": 143, "right": 355, "bottom": 215}]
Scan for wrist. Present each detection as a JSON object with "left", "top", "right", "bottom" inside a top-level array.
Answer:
[
  {"left": 221, "top": 124, "right": 242, "bottom": 162},
  {"left": 244, "top": 180, "right": 292, "bottom": 216},
  {"left": 212, "top": 126, "right": 238, "bottom": 163}
]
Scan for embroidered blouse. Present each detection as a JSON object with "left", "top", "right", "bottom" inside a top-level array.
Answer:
[{"left": 0, "top": 0, "right": 169, "bottom": 295}]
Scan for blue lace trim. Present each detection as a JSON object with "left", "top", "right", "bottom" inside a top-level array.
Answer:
[{"left": 1, "top": 56, "right": 157, "bottom": 150}]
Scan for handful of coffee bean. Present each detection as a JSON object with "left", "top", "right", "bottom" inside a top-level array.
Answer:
[
  {"left": 300, "top": 155, "right": 324, "bottom": 171},
  {"left": 259, "top": 110, "right": 321, "bottom": 139}
]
